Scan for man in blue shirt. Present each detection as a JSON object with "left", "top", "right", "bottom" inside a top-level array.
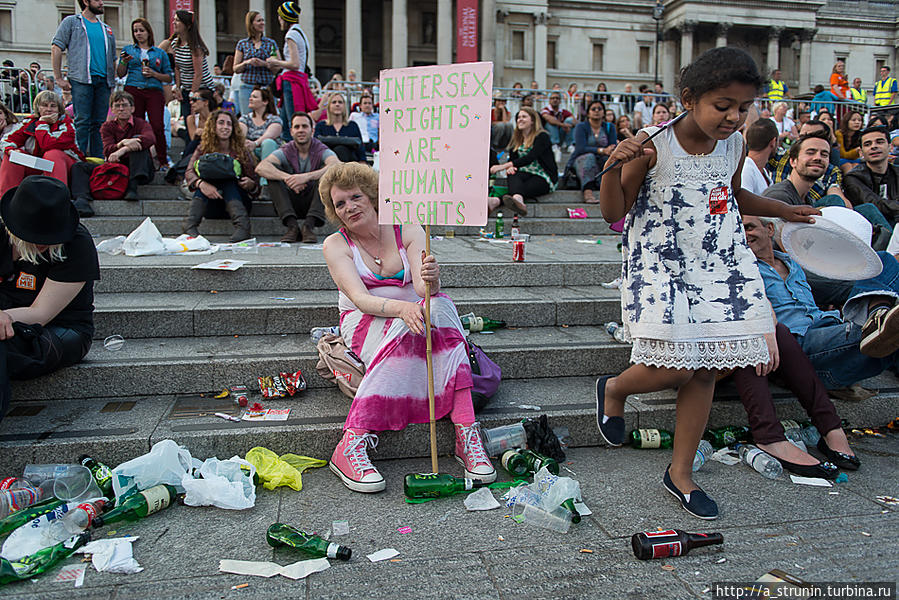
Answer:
[
  {"left": 743, "top": 214, "right": 899, "bottom": 389},
  {"left": 810, "top": 84, "right": 840, "bottom": 116},
  {"left": 51, "top": 0, "right": 116, "bottom": 158}
]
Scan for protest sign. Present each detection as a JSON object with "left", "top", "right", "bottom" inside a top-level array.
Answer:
[{"left": 378, "top": 62, "right": 492, "bottom": 227}]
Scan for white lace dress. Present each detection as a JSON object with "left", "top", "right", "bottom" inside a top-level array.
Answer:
[{"left": 619, "top": 126, "right": 773, "bottom": 370}]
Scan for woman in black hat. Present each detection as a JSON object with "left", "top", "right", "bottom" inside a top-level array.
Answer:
[{"left": 0, "top": 175, "right": 100, "bottom": 420}]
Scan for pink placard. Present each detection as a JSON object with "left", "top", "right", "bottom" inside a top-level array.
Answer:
[{"left": 378, "top": 62, "right": 493, "bottom": 227}]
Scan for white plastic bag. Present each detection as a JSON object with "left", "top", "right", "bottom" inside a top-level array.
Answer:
[
  {"left": 1, "top": 501, "right": 83, "bottom": 560},
  {"left": 122, "top": 217, "right": 166, "bottom": 256},
  {"left": 162, "top": 234, "right": 212, "bottom": 254},
  {"left": 96, "top": 236, "right": 126, "bottom": 255},
  {"left": 112, "top": 439, "right": 193, "bottom": 500},
  {"left": 181, "top": 456, "right": 256, "bottom": 510}
]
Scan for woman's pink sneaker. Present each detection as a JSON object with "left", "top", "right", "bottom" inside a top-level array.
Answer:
[
  {"left": 329, "top": 429, "right": 386, "bottom": 493},
  {"left": 454, "top": 423, "right": 496, "bottom": 483}
]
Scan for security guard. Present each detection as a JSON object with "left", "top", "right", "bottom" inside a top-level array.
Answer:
[
  {"left": 874, "top": 66, "right": 897, "bottom": 106},
  {"left": 849, "top": 77, "right": 868, "bottom": 104},
  {"left": 766, "top": 69, "right": 788, "bottom": 101}
]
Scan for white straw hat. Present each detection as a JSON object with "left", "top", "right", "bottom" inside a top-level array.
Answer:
[{"left": 781, "top": 206, "right": 882, "bottom": 280}]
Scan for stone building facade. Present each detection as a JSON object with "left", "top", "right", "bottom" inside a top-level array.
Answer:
[{"left": 1, "top": 0, "right": 896, "bottom": 96}]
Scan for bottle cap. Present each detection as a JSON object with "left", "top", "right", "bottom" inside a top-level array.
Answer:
[
  {"left": 78, "top": 454, "right": 91, "bottom": 463},
  {"left": 336, "top": 545, "right": 352, "bottom": 561}
]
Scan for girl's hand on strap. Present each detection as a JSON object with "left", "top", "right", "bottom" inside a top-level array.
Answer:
[
  {"left": 398, "top": 301, "right": 425, "bottom": 335},
  {"left": 779, "top": 204, "right": 819, "bottom": 223},
  {"left": 757, "top": 331, "right": 780, "bottom": 377},
  {"left": 607, "top": 136, "right": 653, "bottom": 168}
]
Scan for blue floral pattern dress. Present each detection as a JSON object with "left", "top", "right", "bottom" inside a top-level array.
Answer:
[{"left": 619, "top": 126, "right": 773, "bottom": 370}]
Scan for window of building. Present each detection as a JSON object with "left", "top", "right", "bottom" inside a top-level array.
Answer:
[
  {"left": 104, "top": 6, "right": 119, "bottom": 38},
  {"left": 0, "top": 10, "right": 11, "bottom": 43},
  {"left": 511, "top": 30, "right": 525, "bottom": 61},
  {"left": 592, "top": 43, "right": 604, "bottom": 71},
  {"left": 875, "top": 57, "right": 886, "bottom": 74},
  {"left": 639, "top": 46, "right": 650, "bottom": 73},
  {"left": 547, "top": 39, "right": 556, "bottom": 70}
]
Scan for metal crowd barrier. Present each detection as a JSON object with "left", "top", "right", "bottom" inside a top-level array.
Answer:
[{"left": 0, "top": 68, "right": 38, "bottom": 116}]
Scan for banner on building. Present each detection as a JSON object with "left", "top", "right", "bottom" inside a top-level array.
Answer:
[
  {"left": 378, "top": 62, "right": 493, "bottom": 227},
  {"left": 456, "top": 0, "right": 479, "bottom": 64},
  {"left": 168, "top": 0, "right": 195, "bottom": 37}
]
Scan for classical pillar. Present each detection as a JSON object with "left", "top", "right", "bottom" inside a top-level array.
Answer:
[
  {"left": 799, "top": 29, "right": 815, "bottom": 95},
  {"left": 345, "top": 0, "right": 363, "bottom": 76},
  {"left": 392, "top": 0, "right": 408, "bottom": 68},
  {"left": 146, "top": 0, "right": 165, "bottom": 43},
  {"left": 679, "top": 21, "right": 695, "bottom": 68},
  {"left": 437, "top": 0, "right": 452, "bottom": 64},
  {"left": 198, "top": 0, "right": 217, "bottom": 66},
  {"left": 533, "top": 12, "right": 547, "bottom": 89},
  {"left": 481, "top": 0, "right": 496, "bottom": 63},
  {"left": 494, "top": 10, "right": 506, "bottom": 84},
  {"left": 296, "top": 0, "right": 314, "bottom": 73},
  {"left": 249, "top": 0, "right": 264, "bottom": 14},
  {"left": 663, "top": 35, "right": 677, "bottom": 92},
  {"left": 715, "top": 22, "right": 731, "bottom": 48},
  {"left": 767, "top": 27, "right": 783, "bottom": 72}
]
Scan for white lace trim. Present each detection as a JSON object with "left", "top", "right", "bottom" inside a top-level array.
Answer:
[{"left": 630, "top": 336, "right": 769, "bottom": 370}]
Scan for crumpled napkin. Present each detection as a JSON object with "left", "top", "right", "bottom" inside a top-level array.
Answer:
[
  {"left": 75, "top": 536, "right": 142, "bottom": 574},
  {"left": 463, "top": 487, "right": 501, "bottom": 511}
]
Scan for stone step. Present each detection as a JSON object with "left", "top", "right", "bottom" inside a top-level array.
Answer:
[
  {"left": 94, "top": 236, "right": 623, "bottom": 293},
  {"left": 2, "top": 373, "right": 895, "bottom": 474},
  {"left": 91, "top": 196, "right": 608, "bottom": 221},
  {"left": 93, "top": 286, "right": 621, "bottom": 340},
  {"left": 84, "top": 215, "right": 614, "bottom": 238},
  {"left": 12, "top": 326, "right": 634, "bottom": 401}
]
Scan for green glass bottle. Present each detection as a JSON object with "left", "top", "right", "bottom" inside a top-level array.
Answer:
[
  {"left": 495, "top": 211, "right": 505, "bottom": 238},
  {"left": 0, "top": 497, "right": 63, "bottom": 537},
  {"left": 266, "top": 523, "right": 352, "bottom": 560},
  {"left": 79, "top": 455, "right": 114, "bottom": 499},
  {"left": 91, "top": 484, "right": 177, "bottom": 528},
  {"left": 560, "top": 498, "right": 582, "bottom": 524},
  {"left": 461, "top": 315, "right": 507, "bottom": 332},
  {"left": 519, "top": 449, "right": 560, "bottom": 476},
  {"left": 629, "top": 428, "right": 673, "bottom": 449},
  {"left": 0, "top": 531, "right": 90, "bottom": 585},
  {"left": 703, "top": 425, "right": 752, "bottom": 449},
  {"left": 501, "top": 450, "right": 529, "bottom": 476},
  {"left": 403, "top": 473, "right": 485, "bottom": 499}
]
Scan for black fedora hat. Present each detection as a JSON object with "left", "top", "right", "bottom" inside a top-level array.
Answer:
[{"left": 0, "top": 175, "right": 78, "bottom": 245}]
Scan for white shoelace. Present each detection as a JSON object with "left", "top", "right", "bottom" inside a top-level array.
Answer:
[
  {"left": 344, "top": 432, "right": 379, "bottom": 474},
  {"left": 459, "top": 423, "right": 489, "bottom": 466}
]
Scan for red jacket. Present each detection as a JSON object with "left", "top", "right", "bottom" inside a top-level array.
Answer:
[
  {"left": 0, "top": 114, "right": 84, "bottom": 161},
  {"left": 100, "top": 116, "right": 155, "bottom": 159}
]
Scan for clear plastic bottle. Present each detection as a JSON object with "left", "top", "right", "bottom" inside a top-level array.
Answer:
[
  {"left": 531, "top": 467, "right": 582, "bottom": 524},
  {"left": 511, "top": 488, "right": 573, "bottom": 534},
  {"left": 692, "top": 440, "right": 714, "bottom": 472},
  {"left": 0, "top": 486, "right": 43, "bottom": 518},
  {"left": 780, "top": 420, "right": 808, "bottom": 452},
  {"left": 45, "top": 500, "right": 106, "bottom": 545},
  {"left": 737, "top": 444, "right": 783, "bottom": 479},
  {"left": 798, "top": 421, "right": 821, "bottom": 447},
  {"left": 605, "top": 321, "right": 628, "bottom": 343}
]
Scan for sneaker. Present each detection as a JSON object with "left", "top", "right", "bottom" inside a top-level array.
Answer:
[
  {"left": 454, "top": 422, "right": 496, "bottom": 483},
  {"left": 329, "top": 429, "right": 386, "bottom": 493},
  {"left": 860, "top": 304, "right": 899, "bottom": 358}
]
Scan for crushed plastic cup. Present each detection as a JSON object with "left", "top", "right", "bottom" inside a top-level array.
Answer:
[
  {"left": 103, "top": 335, "right": 125, "bottom": 351},
  {"left": 480, "top": 423, "right": 527, "bottom": 457},
  {"left": 511, "top": 490, "right": 572, "bottom": 534},
  {"left": 53, "top": 465, "right": 103, "bottom": 502}
]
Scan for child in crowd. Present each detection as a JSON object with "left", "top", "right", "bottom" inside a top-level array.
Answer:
[{"left": 596, "top": 47, "right": 817, "bottom": 519}]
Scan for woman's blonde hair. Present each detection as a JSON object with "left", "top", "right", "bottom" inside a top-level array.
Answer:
[
  {"left": 319, "top": 162, "right": 379, "bottom": 225},
  {"left": 7, "top": 230, "right": 64, "bottom": 264},
  {"left": 245, "top": 11, "right": 262, "bottom": 40},
  {"left": 32, "top": 91, "right": 65, "bottom": 118},
  {"left": 198, "top": 109, "right": 252, "bottom": 164},
  {"left": 324, "top": 91, "right": 348, "bottom": 126},
  {"left": 771, "top": 101, "right": 788, "bottom": 115},
  {"left": 507, "top": 106, "right": 544, "bottom": 151}
]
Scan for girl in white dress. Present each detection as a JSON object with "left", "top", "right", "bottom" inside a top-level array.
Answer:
[{"left": 597, "top": 47, "right": 818, "bottom": 519}]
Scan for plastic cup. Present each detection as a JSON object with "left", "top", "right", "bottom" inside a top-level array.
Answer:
[
  {"left": 512, "top": 499, "right": 572, "bottom": 534},
  {"left": 53, "top": 465, "right": 102, "bottom": 502},
  {"left": 104, "top": 335, "right": 125, "bottom": 351},
  {"left": 481, "top": 423, "right": 527, "bottom": 457}
]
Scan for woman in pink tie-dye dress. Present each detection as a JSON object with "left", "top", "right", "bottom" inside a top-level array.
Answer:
[{"left": 319, "top": 162, "right": 495, "bottom": 493}]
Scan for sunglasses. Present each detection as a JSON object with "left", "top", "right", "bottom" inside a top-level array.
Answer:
[{"left": 189, "top": 96, "right": 202, "bottom": 101}]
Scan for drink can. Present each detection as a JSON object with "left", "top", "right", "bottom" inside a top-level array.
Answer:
[{"left": 512, "top": 240, "right": 525, "bottom": 262}]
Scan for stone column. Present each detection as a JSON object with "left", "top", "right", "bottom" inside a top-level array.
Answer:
[
  {"left": 249, "top": 0, "right": 264, "bottom": 14},
  {"left": 494, "top": 9, "right": 506, "bottom": 84},
  {"left": 481, "top": 0, "right": 496, "bottom": 63},
  {"left": 715, "top": 22, "right": 731, "bottom": 48},
  {"left": 198, "top": 0, "right": 217, "bottom": 67},
  {"left": 437, "top": 0, "right": 452, "bottom": 64},
  {"left": 799, "top": 29, "right": 816, "bottom": 95},
  {"left": 663, "top": 34, "right": 677, "bottom": 92},
  {"left": 392, "top": 0, "right": 408, "bottom": 68},
  {"left": 533, "top": 12, "right": 547, "bottom": 89},
  {"left": 679, "top": 21, "right": 695, "bottom": 68},
  {"left": 298, "top": 0, "right": 315, "bottom": 73},
  {"left": 345, "top": 0, "right": 363, "bottom": 76},
  {"left": 767, "top": 27, "right": 783, "bottom": 72},
  {"left": 146, "top": 0, "right": 165, "bottom": 43}
]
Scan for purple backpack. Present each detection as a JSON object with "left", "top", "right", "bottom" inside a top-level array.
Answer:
[{"left": 467, "top": 340, "right": 501, "bottom": 412}]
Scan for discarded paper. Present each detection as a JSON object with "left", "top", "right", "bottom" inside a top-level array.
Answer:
[{"left": 367, "top": 548, "right": 400, "bottom": 562}]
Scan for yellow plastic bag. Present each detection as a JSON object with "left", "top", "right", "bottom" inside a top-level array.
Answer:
[{"left": 245, "top": 447, "right": 326, "bottom": 491}]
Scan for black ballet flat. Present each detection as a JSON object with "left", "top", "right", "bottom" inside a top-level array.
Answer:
[
  {"left": 779, "top": 457, "right": 839, "bottom": 480},
  {"left": 817, "top": 438, "right": 861, "bottom": 471}
]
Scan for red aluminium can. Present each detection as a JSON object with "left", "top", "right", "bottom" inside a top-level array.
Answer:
[{"left": 512, "top": 240, "right": 525, "bottom": 262}]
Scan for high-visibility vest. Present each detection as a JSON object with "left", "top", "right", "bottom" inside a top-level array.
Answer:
[
  {"left": 768, "top": 79, "right": 786, "bottom": 100},
  {"left": 874, "top": 77, "right": 896, "bottom": 106},
  {"left": 850, "top": 87, "right": 867, "bottom": 103}
]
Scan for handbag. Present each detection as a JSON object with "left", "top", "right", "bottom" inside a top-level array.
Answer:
[
  {"left": 467, "top": 340, "right": 501, "bottom": 412},
  {"left": 316, "top": 135, "right": 361, "bottom": 150},
  {"left": 315, "top": 333, "right": 365, "bottom": 399},
  {"left": 194, "top": 152, "right": 241, "bottom": 181},
  {"left": 89, "top": 162, "right": 130, "bottom": 199}
]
